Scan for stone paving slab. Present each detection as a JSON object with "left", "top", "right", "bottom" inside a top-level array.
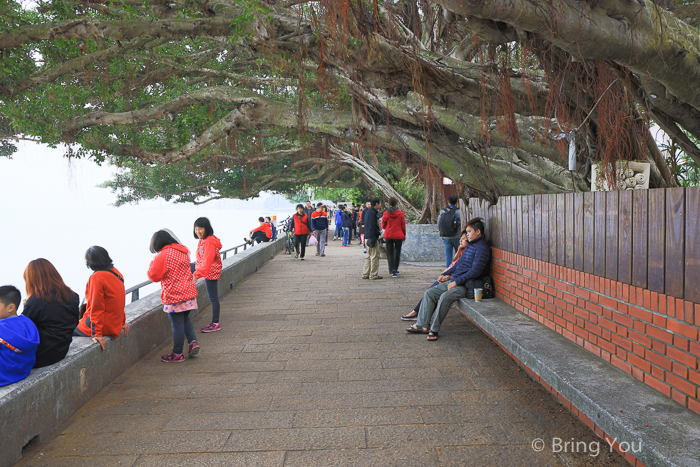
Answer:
[{"left": 17, "top": 240, "right": 626, "bottom": 467}]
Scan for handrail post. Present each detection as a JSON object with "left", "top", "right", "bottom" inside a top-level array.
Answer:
[
  {"left": 131, "top": 289, "right": 139, "bottom": 303},
  {"left": 222, "top": 251, "right": 227, "bottom": 260}
]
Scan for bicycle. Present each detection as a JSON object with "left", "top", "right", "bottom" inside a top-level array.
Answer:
[{"left": 281, "top": 216, "right": 295, "bottom": 255}]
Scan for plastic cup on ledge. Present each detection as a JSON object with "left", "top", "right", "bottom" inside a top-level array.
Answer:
[{"left": 474, "top": 288, "right": 483, "bottom": 302}]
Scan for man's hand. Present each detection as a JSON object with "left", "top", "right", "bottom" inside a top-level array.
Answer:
[
  {"left": 123, "top": 323, "right": 130, "bottom": 337},
  {"left": 93, "top": 336, "right": 107, "bottom": 350},
  {"left": 448, "top": 281, "right": 457, "bottom": 290},
  {"left": 437, "top": 275, "right": 451, "bottom": 283}
]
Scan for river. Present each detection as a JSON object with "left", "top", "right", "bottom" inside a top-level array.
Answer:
[{"left": 0, "top": 142, "right": 297, "bottom": 310}]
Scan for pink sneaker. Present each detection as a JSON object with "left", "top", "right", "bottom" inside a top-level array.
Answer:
[
  {"left": 188, "top": 340, "right": 201, "bottom": 356},
  {"left": 201, "top": 322, "right": 221, "bottom": 333},
  {"left": 161, "top": 352, "right": 184, "bottom": 363}
]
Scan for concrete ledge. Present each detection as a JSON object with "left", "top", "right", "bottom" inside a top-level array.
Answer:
[
  {"left": 0, "top": 239, "right": 283, "bottom": 467},
  {"left": 456, "top": 298, "right": 700, "bottom": 467}
]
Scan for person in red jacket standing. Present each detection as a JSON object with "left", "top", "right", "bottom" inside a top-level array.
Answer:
[
  {"left": 192, "top": 218, "right": 223, "bottom": 333},
  {"left": 74, "top": 246, "right": 129, "bottom": 349},
  {"left": 148, "top": 229, "right": 201, "bottom": 363},
  {"left": 292, "top": 204, "right": 309, "bottom": 260},
  {"left": 381, "top": 197, "right": 407, "bottom": 278}
]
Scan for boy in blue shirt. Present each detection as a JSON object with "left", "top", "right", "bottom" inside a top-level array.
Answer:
[{"left": 0, "top": 285, "right": 40, "bottom": 387}]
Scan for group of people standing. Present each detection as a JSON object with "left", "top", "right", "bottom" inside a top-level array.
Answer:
[
  {"left": 286, "top": 197, "right": 407, "bottom": 281},
  {"left": 0, "top": 216, "right": 233, "bottom": 387}
]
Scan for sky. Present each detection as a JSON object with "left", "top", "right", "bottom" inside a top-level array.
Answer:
[{"left": 0, "top": 141, "right": 296, "bottom": 310}]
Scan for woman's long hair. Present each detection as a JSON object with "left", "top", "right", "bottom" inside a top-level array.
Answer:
[{"left": 24, "top": 258, "right": 74, "bottom": 303}]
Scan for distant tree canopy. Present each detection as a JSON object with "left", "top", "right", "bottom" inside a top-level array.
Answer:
[{"left": 1, "top": 0, "right": 699, "bottom": 219}]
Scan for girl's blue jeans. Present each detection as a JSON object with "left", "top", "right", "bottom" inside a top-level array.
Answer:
[{"left": 168, "top": 310, "right": 196, "bottom": 354}]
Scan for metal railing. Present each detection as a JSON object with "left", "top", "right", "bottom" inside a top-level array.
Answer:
[{"left": 123, "top": 241, "right": 249, "bottom": 303}]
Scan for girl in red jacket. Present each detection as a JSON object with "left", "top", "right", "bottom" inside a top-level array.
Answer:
[
  {"left": 381, "top": 197, "right": 407, "bottom": 278},
  {"left": 292, "top": 204, "right": 309, "bottom": 260},
  {"left": 192, "top": 217, "right": 223, "bottom": 333},
  {"left": 147, "top": 229, "right": 201, "bottom": 363}
]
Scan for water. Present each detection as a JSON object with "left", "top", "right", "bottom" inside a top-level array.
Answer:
[{"left": 0, "top": 142, "right": 296, "bottom": 310}]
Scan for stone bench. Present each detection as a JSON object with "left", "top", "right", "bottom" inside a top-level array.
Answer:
[
  {"left": 0, "top": 239, "right": 283, "bottom": 467},
  {"left": 456, "top": 297, "right": 700, "bottom": 467}
]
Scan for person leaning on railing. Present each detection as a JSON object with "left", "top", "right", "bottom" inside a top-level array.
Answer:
[{"left": 73, "top": 246, "right": 129, "bottom": 350}]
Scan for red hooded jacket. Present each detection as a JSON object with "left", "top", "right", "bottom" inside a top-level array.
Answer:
[
  {"left": 147, "top": 244, "right": 198, "bottom": 306},
  {"left": 194, "top": 235, "right": 222, "bottom": 280},
  {"left": 292, "top": 212, "right": 309, "bottom": 235},
  {"left": 381, "top": 208, "right": 406, "bottom": 240},
  {"left": 77, "top": 268, "right": 126, "bottom": 338},
  {"left": 251, "top": 222, "right": 272, "bottom": 239}
]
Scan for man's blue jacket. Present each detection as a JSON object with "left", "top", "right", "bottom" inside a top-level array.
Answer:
[
  {"left": 443, "top": 235, "right": 491, "bottom": 286},
  {"left": 340, "top": 210, "right": 353, "bottom": 228}
]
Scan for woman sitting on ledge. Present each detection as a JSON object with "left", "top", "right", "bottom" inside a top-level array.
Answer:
[
  {"left": 74, "top": 246, "right": 129, "bottom": 350},
  {"left": 22, "top": 259, "right": 79, "bottom": 368}
]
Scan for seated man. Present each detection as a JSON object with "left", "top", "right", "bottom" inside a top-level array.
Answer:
[
  {"left": 0, "top": 285, "right": 40, "bottom": 387},
  {"left": 245, "top": 217, "right": 272, "bottom": 244},
  {"left": 407, "top": 218, "right": 490, "bottom": 341}
]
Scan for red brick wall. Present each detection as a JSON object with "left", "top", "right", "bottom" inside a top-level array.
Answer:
[{"left": 491, "top": 248, "right": 700, "bottom": 415}]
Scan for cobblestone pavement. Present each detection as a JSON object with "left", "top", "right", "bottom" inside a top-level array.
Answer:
[{"left": 18, "top": 239, "right": 627, "bottom": 467}]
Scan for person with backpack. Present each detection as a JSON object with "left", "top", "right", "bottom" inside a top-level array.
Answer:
[
  {"left": 382, "top": 197, "right": 406, "bottom": 278},
  {"left": 437, "top": 194, "right": 461, "bottom": 268},
  {"left": 333, "top": 206, "right": 342, "bottom": 241},
  {"left": 361, "top": 198, "right": 383, "bottom": 280},
  {"left": 265, "top": 217, "right": 277, "bottom": 240},
  {"left": 292, "top": 204, "right": 309, "bottom": 260}
]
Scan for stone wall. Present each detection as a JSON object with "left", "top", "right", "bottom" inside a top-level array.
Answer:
[{"left": 400, "top": 224, "right": 445, "bottom": 262}]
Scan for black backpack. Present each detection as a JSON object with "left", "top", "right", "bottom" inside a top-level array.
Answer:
[
  {"left": 464, "top": 276, "right": 496, "bottom": 299},
  {"left": 438, "top": 206, "right": 460, "bottom": 237}
]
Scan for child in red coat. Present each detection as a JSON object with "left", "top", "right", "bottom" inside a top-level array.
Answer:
[
  {"left": 148, "top": 229, "right": 201, "bottom": 363},
  {"left": 192, "top": 217, "right": 223, "bottom": 333}
]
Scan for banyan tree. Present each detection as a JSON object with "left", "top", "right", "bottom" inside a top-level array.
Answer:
[{"left": 1, "top": 0, "right": 699, "bottom": 219}]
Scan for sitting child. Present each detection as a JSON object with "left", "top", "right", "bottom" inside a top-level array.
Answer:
[
  {"left": 244, "top": 217, "right": 272, "bottom": 244},
  {"left": 265, "top": 216, "right": 277, "bottom": 240},
  {"left": 0, "top": 285, "right": 40, "bottom": 387}
]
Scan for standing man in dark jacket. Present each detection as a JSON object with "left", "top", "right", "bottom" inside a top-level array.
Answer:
[
  {"left": 362, "top": 198, "right": 383, "bottom": 280},
  {"left": 438, "top": 194, "right": 461, "bottom": 268},
  {"left": 408, "top": 218, "right": 490, "bottom": 340},
  {"left": 340, "top": 205, "right": 353, "bottom": 246}
]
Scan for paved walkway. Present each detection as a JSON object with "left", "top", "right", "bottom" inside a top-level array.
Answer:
[{"left": 18, "top": 239, "right": 626, "bottom": 467}]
